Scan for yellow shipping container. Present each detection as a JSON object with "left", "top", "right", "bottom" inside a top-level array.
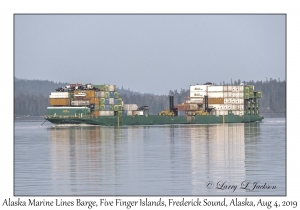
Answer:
[
  {"left": 208, "top": 98, "right": 224, "bottom": 104},
  {"left": 49, "top": 98, "right": 70, "bottom": 106}
]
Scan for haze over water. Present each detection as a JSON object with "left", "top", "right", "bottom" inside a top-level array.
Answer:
[{"left": 14, "top": 118, "right": 285, "bottom": 196}]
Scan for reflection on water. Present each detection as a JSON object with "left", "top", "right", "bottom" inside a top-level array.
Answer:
[
  {"left": 46, "top": 123, "right": 273, "bottom": 195},
  {"left": 15, "top": 119, "right": 285, "bottom": 195}
]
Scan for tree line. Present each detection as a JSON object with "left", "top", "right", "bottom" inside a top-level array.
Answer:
[{"left": 14, "top": 78, "right": 286, "bottom": 116}]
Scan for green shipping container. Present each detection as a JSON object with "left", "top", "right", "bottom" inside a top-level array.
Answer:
[
  {"left": 100, "top": 105, "right": 105, "bottom": 111},
  {"left": 46, "top": 107, "right": 90, "bottom": 116},
  {"left": 114, "top": 92, "right": 119, "bottom": 98},
  {"left": 93, "top": 85, "right": 105, "bottom": 90},
  {"left": 95, "top": 105, "right": 100, "bottom": 111},
  {"left": 244, "top": 93, "right": 249, "bottom": 99},
  {"left": 113, "top": 105, "right": 119, "bottom": 111},
  {"left": 104, "top": 85, "right": 109, "bottom": 92},
  {"left": 105, "top": 92, "right": 110, "bottom": 98},
  {"left": 244, "top": 86, "right": 249, "bottom": 93},
  {"left": 118, "top": 105, "right": 122, "bottom": 111},
  {"left": 100, "top": 98, "right": 105, "bottom": 105},
  {"left": 110, "top": 105, "right": 114, "bottom": 111},
  {"left": 118, "top": 98, "right": 122, "bottom": 105}
]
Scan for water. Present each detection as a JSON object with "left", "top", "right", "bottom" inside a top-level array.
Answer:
[{"left": 14, "top": 117, "right": 286, "bottom": 196}]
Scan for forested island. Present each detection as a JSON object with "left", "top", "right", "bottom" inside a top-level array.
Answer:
[{"left": 14, "top": 77, "right": 286, "bottom": 117}]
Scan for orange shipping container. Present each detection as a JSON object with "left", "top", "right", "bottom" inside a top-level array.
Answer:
[
  {"left": 49, "top": 98, "right": 70, "bottom": 106},
  {"left": 208, "top": 98, "right": 224, "bottom": 104}
]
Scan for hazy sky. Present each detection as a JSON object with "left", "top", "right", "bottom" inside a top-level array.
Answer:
[{"left": 15, "top": 14, "right": 285, "bottom": 94}]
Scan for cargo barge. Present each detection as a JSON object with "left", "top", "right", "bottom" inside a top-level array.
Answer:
[{"left": 44, "top": 83, "right": 264, "bottom": 126}]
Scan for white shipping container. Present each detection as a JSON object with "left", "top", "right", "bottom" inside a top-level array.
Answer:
[
  {"left": 227, "top": 104, "right": 232, "bottom": 110},
  {"left": 100, "top": 91, "right": 105, "bottom": 98},
  {"left": 239, "top": 111, "right": 244, "bottom": 116},
  {"left": 238, "top": 86, "right": 244, "bottom": 91},
  {"left": 133, "top": 111, "right": 144, "bottom": 115},
  {"left": 223, "top": 86, "right": 228, "bottom": 91},
  {"left": 109, "top": 85, "right": 115, "bottom": 92},
  {"left": 123, "top": 104, "right": 138, "bottom": 111},
  {"left": 109, "top": 98, "right": 115, "bottom": 104},
  {"left": 239, "top": 105, "right": 244, "bottom": 110},
  {"left": 232, "top": 104, "right": 238, "bottom": 110},
  {"left": 232, "top": 86, "right": 240, "bottom": 92},
  {"left": 99, "top": 111, "right": 114, "bottom": 116},
  {"left": 207, "top": 92, "right": 224, "bottom": 98},
  {"left": 190, "top": 91, "right": 206, "bottom": 97},
  {"left": 208, "top": 86, "right": 224, "bottom": 92},
  {"left": 227, "top": 86, "right": 232, "bottom": 91},
  {"left": 71, "top": 100, "right": 90, "bottom": 106},
  {"left": 190, "top": 85, "right": 208, "bottom": 92},
  {"left": 127, "top": 111, "right": 132, "bottom": 116},
  {"left": 220, "top": 110, "right": 228, "bottom": 115},
  {"left": 239, "top": 99, "right": 244, "bottom": 104},
  {"left": 50, "top": 92, "right": 70, "bottom": 98},
  {"left": 189, "top": 98, "right": 204, "bottom": 103}
]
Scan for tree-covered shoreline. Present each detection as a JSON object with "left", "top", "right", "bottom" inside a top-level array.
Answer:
[{"left": 14, "top": 78, "right": 286, "bottom": 116}]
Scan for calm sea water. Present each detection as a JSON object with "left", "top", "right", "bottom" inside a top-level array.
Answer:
[{"left": 14, "top": 117, "right": 286, "bottom": 196}]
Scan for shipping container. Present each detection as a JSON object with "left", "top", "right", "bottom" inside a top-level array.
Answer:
[
  {"left": 105, "top": 105, "right": 110, "bottom": 111},
  {"left": 114, "top": 98, "right": 118, "bottom": 105},
  {"left": 100, "top": 91, "right": 105, "bottom": 98},
  {"left": 244, "top": 93, "right": 249, "bottom": 99},
  {"left": 104, "top": 85, "right": 109, "bottom": 92},
  {"left": 49, "top": 92, "right": 70, "bottom": 98},
  {"left": 113, "top": 105, "right": 119, "bottom": 111},
  {"left": 244, "top": 86, "right": 249, "bottom": 93},
  {"left": 105, "top": 98, "right": 109, "bottom": 105},
  {"left": 109, "top": 91, "right": 114, "bottom": 98},
  {"left": 127, "top": 111, "right": 133, "bottom": 116},
  {"left": 104, "top": 92, "right": 110, "bottom": 98},
  {"left": 109, "top": 98, "right": 115, "bottom": 105},
  {"left": 190, "top": 91, "right": 206, "bottom": 97},
  {"left": 224, "top": 92, "right": 232, "bottom": 97},
  {"left": 188, "top": 98, "right": 204, "bottom": 103},
  {"left": 190, "top": 85, "right": 207, "bottom": 92},
  {"left": 95, "top": 91, "right": 100, "bottom": 98},
  {"left": 232, "top": 86, "right": 239, "bottom": 92},
  {"left": 49, "top": 98, "right": 70, "bottom": 106},
  {"left": 238, "top": 86, "right": 244, "bottom": 92},
  {"left": 93, "top": 84, "right": 105, "bottom": 90},
  {"left": 100, "top": 98, "right": 105, "bottom": 105},
  {"left": 95, "top": 105, "right": 100, "bottom": 111},
  {"left": 207, "top": 92, "right": 224, "bottom": 98},
  {"left": 109, "top": 85, "right": 116, "bottom": 92},
  {"left": 71, "top": 100, "right": 90, "bottom": 106},
  {"left": 208, "top": 98, "right": 224, "bottom": 104},
  {"left": 90, "top": 97, "right": 95, "bottom": 104},
  {"left": 133, "top": 111, "right": 144, "bottom": 116},
  {"left": 184, "top": 104, "right": 199, "bottom": 110},
  {"left": 118, "top": 105, "right": 122, "bottom": 111},
  {"left": 99, "top": 111, "right": 114, "bottom": 116},
  {"left": 219, "top": 110, "right": 228, "bottom": 115},
  {"left": 208, "top": 86, "right": 224, "bottom": 92},
  {"left": 123, "top": 104, "right": 138, "bottom": 111},
  {"left": 227, "top": 86, "right": 232, "bottom": 91},
  {"left": 118, "top": 98, "right": 123, "bottom": 105},
  {"left": 114, "top": 92, "right": 119, "bottom": 98},
  {"left": 100, "top": 105, "right": 105, "bottom": 111}
]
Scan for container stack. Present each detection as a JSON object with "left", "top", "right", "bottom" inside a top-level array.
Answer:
[
  {"left": 91, "top": 84, "right": 123, "bottom": 117},
  {"left": 188, "top": 84, "right": 261, "bottom": 116},
  {"left": 122, "top": 104, "right": 139, "bottom": 116},
  {"left": 49, "top": 92, "right": 71, "bottom": 106}
]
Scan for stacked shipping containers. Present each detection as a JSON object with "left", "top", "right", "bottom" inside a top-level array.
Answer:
[{"left": 189, "top": 84, "right": 261, "bottom": 116}]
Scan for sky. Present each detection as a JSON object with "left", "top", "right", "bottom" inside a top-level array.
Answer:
[{"left": 14, "top": 14, "right": 285, "bottom": 95}]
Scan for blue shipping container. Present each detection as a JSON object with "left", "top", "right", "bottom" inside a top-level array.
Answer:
[
  {"left": 114, "top": 98, "right": 118, "bottom": 105},
  {"left": 109, "top": 91, "right": 114, "bottom": 98},
  {"left": 105, "top": 105, "right": 110, "bottom": 111},
  {"left": 122, "top": 111, "right": 127, "bottom": 116},
  {"left": 105, "top": 98, "right": 109, "bottom": 105}
]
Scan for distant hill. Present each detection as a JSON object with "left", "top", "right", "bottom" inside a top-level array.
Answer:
[{"left": 14, "top": 77, "right": 69, "bottom": 96}]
